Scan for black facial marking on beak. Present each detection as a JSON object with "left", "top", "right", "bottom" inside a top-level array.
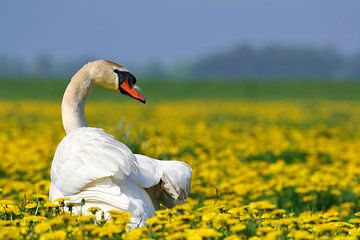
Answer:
[
  {"left": 114, "top": 69, "right": 145, "bottom": 104},
  {"left": 114, "top": 70, "right": 137, "bottom": 88}
]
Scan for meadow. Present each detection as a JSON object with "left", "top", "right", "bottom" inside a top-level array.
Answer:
[{"left": 0, "top": 79, "right": 360, "bottom": 239}]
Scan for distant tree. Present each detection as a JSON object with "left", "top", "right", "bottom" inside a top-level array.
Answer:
[
  {"left": 341, "top": 55, "right": 360, "bottom": 78},
  {"left": 183, "top": 44, "right": 358, "bottom": 80},
  {"left": 33, "top": 53, "right": 55, "bottom": 76},
  {"left": 0, "top": 54, "right": 28, "bottom": 76},
  {"left": 139, "top": 61, "right": 168, "bottom": 78}
]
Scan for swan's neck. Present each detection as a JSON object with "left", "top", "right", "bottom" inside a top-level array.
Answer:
[{"left": 62, "top": 66, "right": 93, "bottom": 134}]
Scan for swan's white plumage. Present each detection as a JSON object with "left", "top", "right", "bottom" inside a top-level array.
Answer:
[
  {"left": 51, "top": 127, "right": 135, "bottom": 196},
  {"left": 49, "top": 60, "right": 192, "bottom": 228},
  {"left": 50, "top": 127, "right": 192, "bottom": 227}
]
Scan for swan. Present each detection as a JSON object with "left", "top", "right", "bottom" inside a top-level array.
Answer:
[{"left": 49, "top": 60, "right": 192, "bottom": 227}]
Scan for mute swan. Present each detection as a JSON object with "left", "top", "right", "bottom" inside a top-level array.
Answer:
[{"left": 49, "top": 60, "right": 192, "bottom": 227}]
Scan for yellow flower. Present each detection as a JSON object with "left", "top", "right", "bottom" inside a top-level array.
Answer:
[
  {"left": 54, "top": 197, "right": 70, "bottom": 203},
  {"left": 349, "top": 218, "right": 360, "bottom": 225},
  {"left": 22, "top": 215, "right": 46, "bottom": 223},
  {"left": 44, "top": 202, "right": 60, "bottom": 208},
  {"left": 87, "top": 206, "right": 101, "bottom": 214},
  {"left": 224, "top": 236, "right": 242, "bottom": 240},
  {"left": 33, "top": 194, "right": 49, "bottom": 200},
  {"left": 314, "top": 223, "right": 338, "bottom": 234},
  {"left": 290, "top": 230, "right": 314, "bottom": 240},
  {"left": 39, "top": 230, "right": 66, "bottom": 240},
  {"left": 34, "top": 222, "right": 51, "bottom": 234},
  {"left": 107, "top": 209, "right": 130, "bottom": 218},
  {"left": 123, "top": 228, "right": 146, "bottom": 240},
  {"left": 202, "top": 212, "right": 217, "bottom": 222},
  {"left": 186, "top": 228, "right": 221, "bottom": 240},
  {"left": 230, "top": 223, "right": 246, "bottom": 233},
  {"left": 25, "top": 202, "right": 37, "bottom": 209},
  {"left": 303, "top": 195, "right": 316, "bottom": 202},
  {"left": 146, "top": 217, "right": 160, "bottom": 226},
  {"left": 0, "top": 200, "right": 15, "bottom": 206}
]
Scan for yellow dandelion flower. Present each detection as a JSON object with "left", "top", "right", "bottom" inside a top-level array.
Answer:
[
  {"left": 39, "top": 230, "right": 66, "bottom": 240},
  {"left": 123, "top": 228, "right": 146, "bottom": 240},
  {"left": 0, "top": 200, "right": 14, "bottom": 206},
  {"left": 146, "top": 217, "right": 160, "bottom": 226},
  {"left": 44, "top": 202, "right": 60, "bottom": 208},
  {"left": 33, "top": 194, "right": 48, "bottom": 200},
  {"left": 202, "top": 212, "right": 217, "bottom": 222},
  {"left": 34, "top": 222, "right": 51, "bottom": 234},
  {"left": 54, "top": 197, "right": 70, "bottom": 203},
  {"left": 349, "top": 218, "right": 360, "bottom": 225},
  {"left": 186, "top": 228, "right": 221, "bottom": 239},
  {"left": 22, "top": 215, "right": 46, "bottom": 223},
  {"left": 25, "top": 202, "right": 37, "bottom": 209},
  {"left": 290, "top": 230, "right": 314, "bottom": 239},
  {"left": 302, "top": 195, "right": 316, "bottom": 202},
  {"left": 224, "top": 236, "right": 242, "bottom": 240},
  {"left": 230, "top": 223, "right": 246, "bottom": 232},
  {"left": 87, "top": 206, "right": 101, "bottom": 214}
]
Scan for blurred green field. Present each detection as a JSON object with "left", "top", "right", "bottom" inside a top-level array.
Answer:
[{"left": 0, "top": 78, "right": 360, "bottom": 101}]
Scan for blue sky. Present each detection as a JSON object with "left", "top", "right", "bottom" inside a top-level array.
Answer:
[{"left": 1, "top": 0, "right": 359, "bottom": 65}]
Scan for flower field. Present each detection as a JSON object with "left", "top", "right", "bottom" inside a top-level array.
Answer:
[{"left": 1, "top": 100, "right": 360, "bottom": 239}]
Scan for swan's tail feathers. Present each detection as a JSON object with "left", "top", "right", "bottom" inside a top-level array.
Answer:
[
  {"left": 158, "top": 161, "right": 192, "bottom": 208},
  {"left": 132, "top": 154, "right": 192, "bottom": 208}
]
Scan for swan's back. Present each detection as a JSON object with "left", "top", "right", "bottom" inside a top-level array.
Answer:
[{"left": 51, "top": 127, "right": 135, "bottom": 195}]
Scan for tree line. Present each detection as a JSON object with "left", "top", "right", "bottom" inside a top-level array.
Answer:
[
  {"left": 179, "top": 45, "right": 359, "bottom": 80},
  {"left": 0, "top": 45, "right": 359, "bottom": 80}
]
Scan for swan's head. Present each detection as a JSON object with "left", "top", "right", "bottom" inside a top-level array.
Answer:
[{"left": 89, "top": 60, "right": 145, "bottom": 103}]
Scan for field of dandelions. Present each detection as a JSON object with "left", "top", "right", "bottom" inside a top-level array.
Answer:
[{"left": 1, "top": 87, "right": 360, "bottom": 239}]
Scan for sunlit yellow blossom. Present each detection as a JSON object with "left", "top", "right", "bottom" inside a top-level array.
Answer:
[
  {"left": 25, "top": 202, "right": 37, "bottom": 209},
  {"left": 54, "top": 197, "right": 70, "bottom": 203},
  {"left": 123, "top": 228, "right": 146, "bottom": 240},
  {"left": 349, "top": 218, "right": 360, "bottom": 225},
  {"left": 34, "top": 222, "right": 51, "bottom": 233},
  {"left": 44, "top": 202, "right": 60, "bottom": 208},
  {"left": 33, "top": 194, "right": 49, "bottom": 200},
  {"left": 87, "top": 206, "right": 101, "bottom": 214},
  {"left": 39, "top": 230, "right": 66, "bottom": 240},
  {"left": 290, "top": 230, "right": 314, "bottom": 239},
  {"left": 230, "top": 223, "right": 246, "bottom": 232},
  {"left": 186, "top": 228, "right": 221, "bottom": 240},
  {"left": 303, "top": 195, "right": 316, "bottom": 202},
  {"left": 22, "top": 215, "right": 46, "bottom": 223}
]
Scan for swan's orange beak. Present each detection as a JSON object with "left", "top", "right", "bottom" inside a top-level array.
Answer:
[{"left": 119, "top": 78, "right": 146, "bottom": 104}]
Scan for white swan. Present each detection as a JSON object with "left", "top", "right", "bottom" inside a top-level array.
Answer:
[{"left": 49, "top": 60, "right": 192, "bottom": 227}]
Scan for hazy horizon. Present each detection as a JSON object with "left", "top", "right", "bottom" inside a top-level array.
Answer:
[{"left": 1, "top": 0, "right": 359, "bottom": 66}]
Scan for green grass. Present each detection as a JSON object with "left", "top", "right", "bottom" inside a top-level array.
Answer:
[{"left": 0, "top": 78, "right": 360, "bottom": 101}]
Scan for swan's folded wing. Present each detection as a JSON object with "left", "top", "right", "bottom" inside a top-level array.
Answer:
[
  {"left": 158, "top": 160, "right": 192, "bottom": 207},
  {"left": 51, "top": 128, "right": 138, "bottom": 196},
  {"left": 132, "top": 154, "right": 192, "bottom": 208},
  {"left": 129, "top": 154, "right": 163, "bottom": 188}
]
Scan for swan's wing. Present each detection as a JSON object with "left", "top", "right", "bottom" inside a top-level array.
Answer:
[
  {"left": 128, "top": 154, "right": 163, "bottom": 188},
  {"left": 132, "top": 154, "right": 192, "bottom": 208},
  {"left": 157, "top": 160, "right": 192, "bottom": 207},
  {"left": 51, "top": 128, "right": 138, "bottom": 196}
]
